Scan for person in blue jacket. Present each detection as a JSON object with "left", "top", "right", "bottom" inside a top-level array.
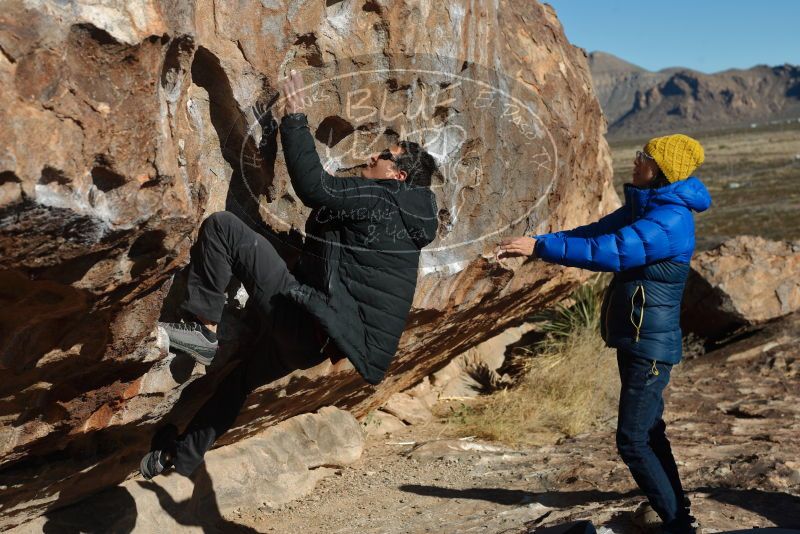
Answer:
[{"left": 496, "top": 134, "right": 711, "bottom": 534}]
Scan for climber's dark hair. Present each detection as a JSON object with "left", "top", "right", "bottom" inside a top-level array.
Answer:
[{"left": 394, "top": 141, "right": 437, "bottom": 188}]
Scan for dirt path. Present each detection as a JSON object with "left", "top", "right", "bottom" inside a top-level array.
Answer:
[{"left": 238, "top": 316, "right": 800, "bottom": 533}]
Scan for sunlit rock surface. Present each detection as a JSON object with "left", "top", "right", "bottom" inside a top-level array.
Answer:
[{"left": 682, "top": 236, "right": 800, "bottom": 340}]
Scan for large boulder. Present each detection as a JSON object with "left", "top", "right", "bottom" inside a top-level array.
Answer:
[
  {"left": 0, "top": 0, "right": 617, "bottom": 526},
  {"left": 682, "top": 236, "right": 800, "bottom": 339}
]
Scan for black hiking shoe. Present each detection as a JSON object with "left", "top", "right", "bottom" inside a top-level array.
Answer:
[
  {"left": 662, "top": 515, "right": 701, "bottom": 534},
  {"left": 140, "top": 449, "right": 173, "bottom": 480},
  {"left": 160, "top": 320, "right": 219, "bottom": 365}
]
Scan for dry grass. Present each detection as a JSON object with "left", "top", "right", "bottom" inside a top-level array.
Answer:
[{"left": 441, "top": 279, "right": 620, "bottom": 446}]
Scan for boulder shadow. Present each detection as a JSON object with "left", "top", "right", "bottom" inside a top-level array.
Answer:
[
  {"left": 137, "top": 463, "right": 261, "bottom": 533},
  {"left": 698, "top": 486, "right": 800, "bottom": 528},
  {"left": 42, "top": 484, "right": 137, "bottom": 534},
  {"left": 39, "top": 463, "right": 262, "bottom": 533},
  {"left": 398, "top": 484, "right": 636, "bottom": 508},
  {"left": 532, "top": 521, "right": 598, "bottom": 534},
  {"left": 399, "top": 484, "right": 535, "bottom": 505}
]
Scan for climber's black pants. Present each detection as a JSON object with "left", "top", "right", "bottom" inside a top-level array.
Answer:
[
  {"left": 173, "top": 211, "right": 326, "bottom": 476},
  {"left": 181, "top": 210, "right": 297, "bottom": 325}
]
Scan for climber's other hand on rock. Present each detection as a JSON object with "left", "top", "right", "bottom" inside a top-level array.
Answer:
[{"left": 279, "top": 69, "right": 306, "bottom": 117}]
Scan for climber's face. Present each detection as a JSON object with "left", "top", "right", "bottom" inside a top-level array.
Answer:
[
  {"left": 360, "top": 145, "right": 407, "bottom": 181},
  {"left": 632, "top": 146, "right": 659, "bottom": 187}
]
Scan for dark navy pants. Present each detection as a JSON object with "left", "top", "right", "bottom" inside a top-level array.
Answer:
[
  {"left": 173, "top": 211, "right": 326, "bottom": 476},
  {"left": 615, "top": 350, "right": 693, "bottom": 533}
]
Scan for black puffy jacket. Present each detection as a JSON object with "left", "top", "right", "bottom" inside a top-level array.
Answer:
[{"left": 278, "top": 114, "right": 438, "bottom": 384}]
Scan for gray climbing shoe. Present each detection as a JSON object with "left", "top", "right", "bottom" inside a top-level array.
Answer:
[{"left": 160, "top": 320, "right": 219, "bottom": 365}]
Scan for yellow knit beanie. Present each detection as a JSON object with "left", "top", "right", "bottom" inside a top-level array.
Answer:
[{"left": 645, "top": 134, "right": 705, "bottom": 183}]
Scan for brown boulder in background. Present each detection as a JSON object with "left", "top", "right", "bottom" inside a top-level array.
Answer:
[
  {"left": 0, "top": 0, "right": 617, "bottom": 526},
  {"left": 682, "top": 235, "right": 800, "bottom": 340}
]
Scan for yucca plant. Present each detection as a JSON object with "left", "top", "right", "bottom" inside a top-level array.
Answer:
[{"left": 533, "top": 273, "right": 610, "bottom": 343}]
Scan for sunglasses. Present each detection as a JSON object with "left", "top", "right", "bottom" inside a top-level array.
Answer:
[{"left": 636, "top": 150, "right": 654, "bottom": 162}]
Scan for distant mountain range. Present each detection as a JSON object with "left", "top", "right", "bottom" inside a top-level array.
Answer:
[{"left": 588, "top": 51, "right": 800, "bottom": 139}]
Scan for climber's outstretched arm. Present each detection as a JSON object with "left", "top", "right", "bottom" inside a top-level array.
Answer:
[{"left": 278, "top": 70, "right": 386, "bottom": 212}]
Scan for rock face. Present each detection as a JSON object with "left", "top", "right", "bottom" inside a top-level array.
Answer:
[
  {"left": 0, "top": 0, "right": 616, "bottom": 526},
  {"left": 431, "top": 322, "right": 535, "bottom": 398},
  {"left": 682, "top": 236, "right": 800, "bottom": 340}
]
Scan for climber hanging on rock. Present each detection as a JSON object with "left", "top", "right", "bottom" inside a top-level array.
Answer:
[
  {"left": 140, "top": 69, "right": 439, "bottom": 480},
  {"left": 495, "top": 134, "right": 711, "bottom": 534}
]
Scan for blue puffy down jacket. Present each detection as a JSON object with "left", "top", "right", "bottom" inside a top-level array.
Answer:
[{"left": 532, "top": 177, "right": 712, "bottom": 363}]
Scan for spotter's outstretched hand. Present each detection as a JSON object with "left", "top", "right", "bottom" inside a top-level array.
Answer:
[{"left": 495, "top": 236, "right": 537, "bottom": 261}]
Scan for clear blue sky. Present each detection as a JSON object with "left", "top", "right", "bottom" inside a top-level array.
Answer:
[{"left": 546, "top": 0, "right": 800, "bottom": 73}]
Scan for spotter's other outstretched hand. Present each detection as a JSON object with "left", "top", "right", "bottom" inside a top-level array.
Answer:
[{"left": 495, "top": 236, "right": 537, "bottom": 261}]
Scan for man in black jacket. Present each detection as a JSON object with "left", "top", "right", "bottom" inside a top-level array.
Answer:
[{"left": 141, "top": 70, "right": 439, "bottom": 479}]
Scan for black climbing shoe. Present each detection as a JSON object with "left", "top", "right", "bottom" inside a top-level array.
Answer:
[{"left": 140, "top": 448, "right": 172, "bottom": 480}]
